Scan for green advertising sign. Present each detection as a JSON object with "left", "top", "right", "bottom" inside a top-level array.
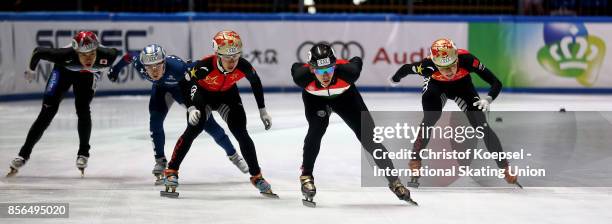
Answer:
[{"left": 468, "top": 22, "right": 606, "bottom": 88}]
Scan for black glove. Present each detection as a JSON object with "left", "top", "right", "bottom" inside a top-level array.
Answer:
[{"left": 108, "top": 69, "right": 119, "bottom": 82}]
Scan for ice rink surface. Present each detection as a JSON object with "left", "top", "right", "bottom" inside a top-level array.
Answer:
[{"left": 1, "top": 92, "right": 612, "bottom": 224}]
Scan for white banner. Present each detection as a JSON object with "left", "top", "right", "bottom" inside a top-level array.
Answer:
[
  {"left": 6, "top": 21, "right": 190, "bottom": 95},
  {"left": 7, "top": 19, "right": 611, "bottom": 98},
  {"left": 0, "top": 22, "right": 16, "bottom": 95}
]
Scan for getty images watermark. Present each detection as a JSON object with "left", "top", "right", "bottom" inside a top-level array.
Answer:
[
  {"left": 360, "top": 111, "right": 612, "bottom": 187},
  {"left": 370, "top": 122, "right": 546, "bottom": 179},
  {"left": 0, "top": 203, "right": 69, "bottom": 218}
]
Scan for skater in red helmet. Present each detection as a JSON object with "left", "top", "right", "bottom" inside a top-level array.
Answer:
[
  {"left": 161, "top": 30, "right": 276, "bottom": 198},
  {"left": 390, "top": 38, "right": 519, "bottom": 188},
  {"left": 7, "top": 31, "right": 120, "bottom": 178}
]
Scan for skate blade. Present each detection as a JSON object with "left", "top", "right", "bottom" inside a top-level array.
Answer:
[
  {"left": 515, "top": 181, "right": 524, "bottom": 189},
  {"left": 260, "top": 192, "right": 279, "bottom": 199},
  {"left": 406, "top": 181, "right": 420, "bottom": 188},
  {"left": 402, "top": 198, "right": 419, "bottom": 206},
  {"left": 6, "top": 168, "right": 18, "bottom": 178},
  {"left": 79, "top": 168, "right": 85, "bottom": 178},
  {"left": 160, "top": 191, "right": 179, "bottom": 198},
  {"left": 302, "top": 199, "right": 316, "bottom": 208}
]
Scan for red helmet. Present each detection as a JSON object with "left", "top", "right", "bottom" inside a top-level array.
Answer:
[{"left": 71, "top": 31, "right": 99, "bottom": 53}]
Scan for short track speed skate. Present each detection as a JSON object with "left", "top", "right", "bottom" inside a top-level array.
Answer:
[
  {"left": 228, "top": 153, "right": 249, "bottom": 174},
  {"left": 152, "top": 157, "right": 167, "bottom": 185},
  {"left": 389, "top": 179, "right": 418, "bottom": 206},
  {"left": 504, "top": 166, "right": 523, "bottom": 189},
  {"left": 160, "top": 169, "right": 179, "bottom": 198},
  {"left": 76, "top": 155, "right": 88, "bottom": 178},
  {"left": 300, "top": 175, "right": 317, "bottom": 208},
  {"left": 250, "top": 173, "right": 279, "bottom": 199},
  {"left": 6, "top": 157, "right": 26, "bottom": 177}
]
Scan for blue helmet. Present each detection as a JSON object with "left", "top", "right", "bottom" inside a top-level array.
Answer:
[{"left": 139, "top": 44, "right": 166, "bottom": 65}]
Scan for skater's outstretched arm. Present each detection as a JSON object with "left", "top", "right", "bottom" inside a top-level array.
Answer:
[
  {"left": 239, "top": 59, "right": 271, "bottom": 129},
  {"left": 334, "top": 57, "right": 363, "bottom": 84},
  {"left": 290, "top": 63, "right": 315, "bottom": 88},
  {"left": 28, "top": 47, "right": 73, "bottom": 70},
  {"left": 110, "top": 52, "right": 137, "bottom": 73},
  {"left": 463, "top": 53, "right": 502, "bottom": 100},
  {"left": 108, "top": 51, "right": 138, "bottom": 82},
  {"left": 390, "top": 60, "right": 434, "bottom": 83},
  {"left": 240, "top": 59, "right": 266, "bottom": 109},
  {"left": 98, "top": 47, "right": 122, "bottom": 66}
]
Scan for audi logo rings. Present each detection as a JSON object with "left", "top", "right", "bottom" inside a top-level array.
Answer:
[{"left": 296, "top": 41, "right": 364, "bottom": 63}]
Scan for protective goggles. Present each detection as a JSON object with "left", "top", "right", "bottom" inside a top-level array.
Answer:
[
  {"left": 313, "top": 66, "right": 335, "bottom": 76},
  {"left": 218, "top": 53, "right": 241, "bottom": 60}
]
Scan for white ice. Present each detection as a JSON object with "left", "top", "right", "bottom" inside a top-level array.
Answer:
[{"left": 1, "top": 92, "right": 612, "bottom": 224}]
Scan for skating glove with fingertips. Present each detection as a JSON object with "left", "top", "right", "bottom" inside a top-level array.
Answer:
[
  {"left": 259, "top": 108, "right": 272, "bottom": 130},
  {"left": 24, "top": 68, "right": 36, "bottom": 83},
  {"left": 389, "top": 75, "right": 401, "bottom": 87},
  {"left": 187, "top": 106, "right": 201, "bottom": 126},
  {"left": 108, "top": 68, "right": 119, "bottom": 82},
  {"left": 473, "top": 96, "right": 493, "bottom": 112}
]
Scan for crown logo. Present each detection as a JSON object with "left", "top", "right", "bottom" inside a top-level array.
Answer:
[{"left": 537, "top": 23, "right": 606, "bottom": 86}]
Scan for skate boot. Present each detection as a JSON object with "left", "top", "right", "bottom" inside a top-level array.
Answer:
[
  {"left": 250, "top": 173, "right": 279, "bottom": 198},
  {"left": 503, "top": 165, "right": 522, "bottom": 188},
  {"left": 228, "top": 153, "right": 248, "bottom": 174},
  {"left": 76, "top": 155, "right": 88, "bottom": 178},
  {"left": 152, "top": 157, "right": 167, "bottom": 185},
  {"left": 160, "top": 169, "right": 179, "bottom": 198},
  {"left": 406, "top": 159, "right": 422, "bottom": 188},
  {"left": 389, "top": 179, "right": 418, "bottom": 206},
  {"left": 6, "top": 156, "right": 26, "bottom": 177},
  {"left": 300, "top": 175, "right": 317, "bottom": 207}
]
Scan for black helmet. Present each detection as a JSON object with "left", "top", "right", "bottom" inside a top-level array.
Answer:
[{"left": 308, "top": 43, "right": 336, "bottom": 69}]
